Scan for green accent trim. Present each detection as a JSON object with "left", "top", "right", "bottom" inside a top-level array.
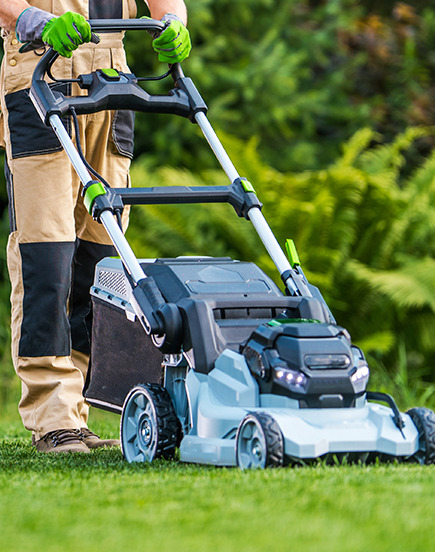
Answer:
[
  {"left": 101, "top": 68, "right": 119, "bottom": 77},
  {"left": 268, "top": 318, "right": 321, "bottom": 326},
  {"left": 241, "top": 179, "right": 256, "bottom": 194},
  {"left": 84, "top": 182, "right": 106, "bottom": 214},
  {"left": 15, "top": 8, "right": 32, "bottom": 43},
  {"left": 285, "top": 239, "right": 301, "bottom": 268}
]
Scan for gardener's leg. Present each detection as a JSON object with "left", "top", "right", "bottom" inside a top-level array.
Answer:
[{"left": 5, "top": 150, "right": 91, "bottom": 448}]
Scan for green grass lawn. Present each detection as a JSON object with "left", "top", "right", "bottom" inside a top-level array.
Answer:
[{"left": 1, "top": 408, "right": 435, "bottom": 552}]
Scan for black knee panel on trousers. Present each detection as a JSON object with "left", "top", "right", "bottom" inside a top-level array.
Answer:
[
  {"left": 4, "top": 160, "right": 16, "bottom": 233},
  {"left": 19, "top": 240, "right": 117, "bottom": 358},
  {"left": 19, "top": 242, "right": 75, "bottom": 357}
]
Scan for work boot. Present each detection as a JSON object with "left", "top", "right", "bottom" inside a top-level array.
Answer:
[
  {"left": 34, "top": 429, "right": 90, "bottom": 453},
  {"left": 79, "top": 428, "right": 120, "bottom": 449}
]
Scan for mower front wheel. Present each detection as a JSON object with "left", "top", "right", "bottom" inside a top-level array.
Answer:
[
  {"left": 120, "top": 383, "right": 179, "bottom": 463},
  {"left": 406, "top": 407, "right": 435, "bottom": 465},
  {"left": 235, "top": 412, "right": 284, "bottom": 469}
]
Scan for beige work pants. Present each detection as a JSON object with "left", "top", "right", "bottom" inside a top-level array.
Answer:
[{"left": 0, "top": 0, "right": 138, "bottom": 439}]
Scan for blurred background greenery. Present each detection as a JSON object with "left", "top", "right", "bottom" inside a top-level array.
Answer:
[{"left": 1, "top": 0, "right": 435, "bottom": 416}]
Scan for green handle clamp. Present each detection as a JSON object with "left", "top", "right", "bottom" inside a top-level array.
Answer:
[
  {"left": 285, "top": 239, "right": 301, "bottom": 269},
  {"left": 240, "top": 179, "right": 256, "bottom": 194},
  {"left": 83, "top": 181, "right": 107, "bottom": 214}
]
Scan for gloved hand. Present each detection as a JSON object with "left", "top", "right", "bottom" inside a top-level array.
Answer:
[
  {"left": 150, "top": 15, "right": 191, "bottom": 64},
  {"left": 16, "top": 7, "right": 91, "bottom": 58},
  {"left": 41, "top": 12, "right": 92, "bottom": 58}
]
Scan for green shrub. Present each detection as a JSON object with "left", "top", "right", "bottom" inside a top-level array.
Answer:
[
  {"left": 127, "top": 1, "right": 435, "bottom": 172},
  {"left": 127, "top": 126, "right": 435, "bottom": 403}
]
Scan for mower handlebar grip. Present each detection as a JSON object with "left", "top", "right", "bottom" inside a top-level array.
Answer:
[
  {"left": 88, "top": 18, "right": 166, "bottom": 34},
  {"left": 31, "top": 18, "right": 167, "bottom": 85}
]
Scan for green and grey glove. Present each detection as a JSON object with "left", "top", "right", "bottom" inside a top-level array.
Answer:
[
  {"left": 16, "top": 8, "right": 91, "bottom": 57},
  {"left": 151, "top": 14, "right": 191, "bottom": 64}
]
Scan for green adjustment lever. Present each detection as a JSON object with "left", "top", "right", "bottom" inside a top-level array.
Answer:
[{"left": 285, "top": 239, "right": 301, "bottom": 269}]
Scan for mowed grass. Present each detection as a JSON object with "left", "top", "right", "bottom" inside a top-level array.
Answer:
[{"left": 1, "top": 410, "right": 435, "bottom": 552}]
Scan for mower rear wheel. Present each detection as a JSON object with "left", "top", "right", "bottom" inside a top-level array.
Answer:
[
  {"left": 406, "top": 407, "right": 435, "bottom": 465},
  {"left": 120, "top": 383, "right": 179, "bottom": 463},
  {"left": 236, "top": 412, "right": 284, "bottom": 469}
]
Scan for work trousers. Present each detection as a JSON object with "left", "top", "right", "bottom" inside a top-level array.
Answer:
[{"left": 0, "top": 0, "right": 137, "bottom": 439}]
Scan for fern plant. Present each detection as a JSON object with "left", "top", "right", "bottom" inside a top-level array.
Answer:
[{"left": 127, "top": 127, "right": 435, "bottom": 401}]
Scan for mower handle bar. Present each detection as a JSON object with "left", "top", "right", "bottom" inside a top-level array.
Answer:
[
  {"left": 31, "top": 18, "right": 181, "bottom": 84},
  {"left": 29, "top": 19, "right": 308, "bottom": 301},
  {"left": 30, "top": 18, "right": 195, "bottom": 126}
]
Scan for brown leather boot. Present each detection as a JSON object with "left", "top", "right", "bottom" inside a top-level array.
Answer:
[
  {"left": 79, "top": 428, "right": 120, "bottom": 449},
  {"left": 34, "top": 429, "right": 90, "bottom": 453}
]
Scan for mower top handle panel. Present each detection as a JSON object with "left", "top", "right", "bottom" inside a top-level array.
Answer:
[{"left": 30, "top": 19, "right": 194, "bottom": 124}]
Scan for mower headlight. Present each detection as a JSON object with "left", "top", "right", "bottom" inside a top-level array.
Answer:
[
  {"left": 351, "top": 364, "right": 370, "bottom": 383},
  {"left": 274, "top": 367, "right": 307, "bottom": 391}
]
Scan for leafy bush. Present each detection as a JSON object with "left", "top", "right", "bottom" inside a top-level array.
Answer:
[
  {"left": 127, "top": 1, "right": 435, "bottom": 172},
  {"left": 127, "top": 126, "right": 435, "bottom": 399}
]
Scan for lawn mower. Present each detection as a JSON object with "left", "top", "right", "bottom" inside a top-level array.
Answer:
[{"left": 30, "top": 19, "right": 435, "bottom": 468}]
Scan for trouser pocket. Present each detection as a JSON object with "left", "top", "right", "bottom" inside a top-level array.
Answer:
[
  {"left": 111, "top": 110, "right": 135, "bottom": 158},
  {"left": 5, "top": 83, "right": 71, "bottom": 159}
]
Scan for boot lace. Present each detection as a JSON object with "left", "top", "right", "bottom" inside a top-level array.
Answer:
[
  {"left": 43, "top": 429, "right": 83, "bottom": 447},
  {"left": 79, "top": 428, "right": 100, "bottom": 439}
]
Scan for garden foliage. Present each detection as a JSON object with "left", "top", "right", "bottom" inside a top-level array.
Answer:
[
  {"left": 128, "top": 126, "right": 435, "bottom": 405},
  {"left": 128, "top": 0, "right": 435, "bottom": 171},
  {"left": 0, "top": 1, "right": 434, "bottom": 408}
]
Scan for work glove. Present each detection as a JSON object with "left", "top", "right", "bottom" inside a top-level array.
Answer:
[
  {"left": 16, "top": 8, "right": 91, "bottom": 57},
  {"left": 41, "top": 12, "right": 92, "bottom": 57},
  {"left": 145, "top": 14, "right": 191, "bottom": 64}
]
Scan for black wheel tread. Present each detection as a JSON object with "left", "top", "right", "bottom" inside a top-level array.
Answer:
[
  {"left": 236, "top": 412, "right": 284, "bottom": 468},
  {"left": 256, "top": 412, "right": 284, "bottom": 467},
  {"left": 143, "top": 383, "right": 179, "bottom": 459},
  {"left": 407, "top": 407, "right": 435, "bottom": 465},
  {"left": 121, "top": 383, "right": 178, "bottom": 461}
]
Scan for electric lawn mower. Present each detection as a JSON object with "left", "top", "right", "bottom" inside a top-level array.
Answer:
[{"left": 29, "top": 18, "right": 435, "bottom": 468}]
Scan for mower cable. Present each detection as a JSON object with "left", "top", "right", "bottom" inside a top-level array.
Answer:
[
  {"left": 136, "top": 68, "right": 173, "bottom": 82},
  {"left": 115, "top": 210, "right": 123, "bottom": 230},
  {"left": 46, "top": 52, "right": 82, "bottom": 84},
  {"left": 70, "top": 107, "right": 111, "bottom": 189}
]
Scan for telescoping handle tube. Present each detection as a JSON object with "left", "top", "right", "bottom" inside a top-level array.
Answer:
[{"left": 194, "top": 112, "right": 310, "bottom": 297}]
